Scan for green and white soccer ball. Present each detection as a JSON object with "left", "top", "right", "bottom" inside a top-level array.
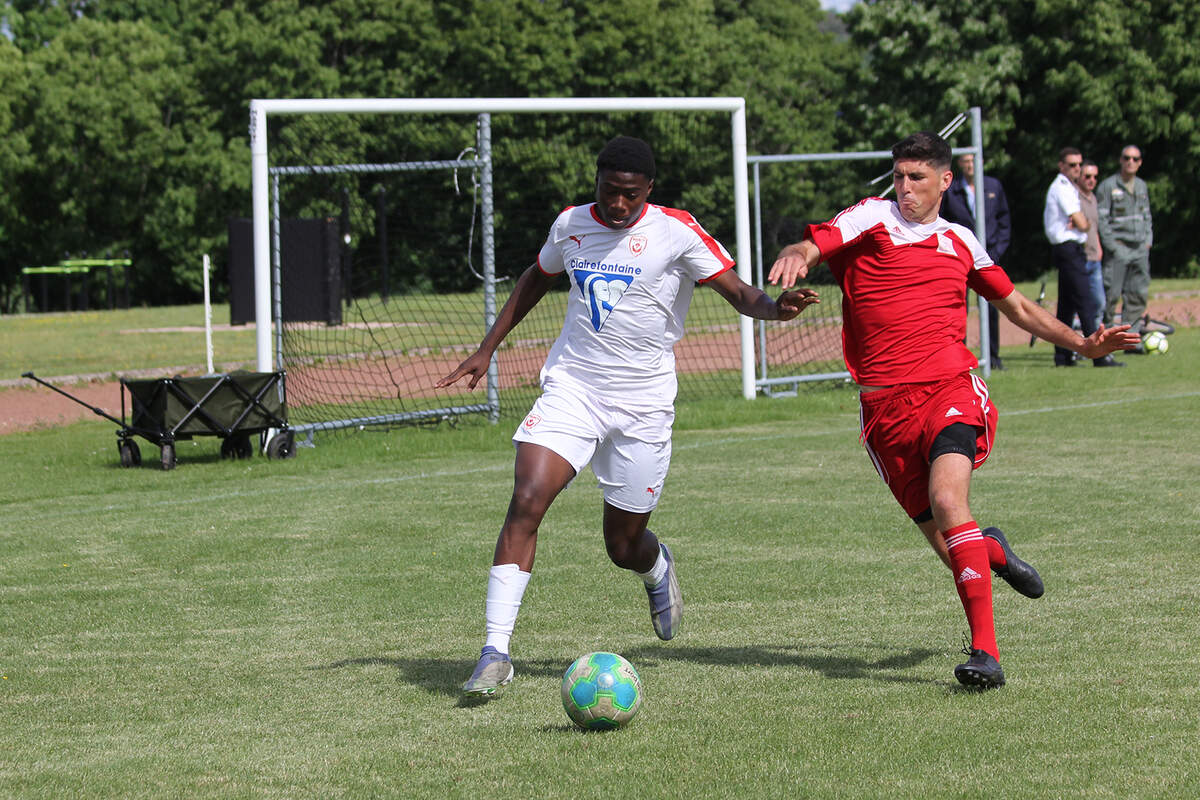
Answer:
[
  {"left": 561, "top": 652, "right": 643, "bottom": 730},
  {"left": 1143, "top": 330, "right": 1169, "bottom": 354}
]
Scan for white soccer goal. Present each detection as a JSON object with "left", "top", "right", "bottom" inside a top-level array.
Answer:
[{"left": 249, "top": 97, "right": 768, "bottom": 439}]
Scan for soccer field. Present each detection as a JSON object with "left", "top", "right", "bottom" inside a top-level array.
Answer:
[{"left": 2, "top": 331, "right": 1198, "bottom": 798}]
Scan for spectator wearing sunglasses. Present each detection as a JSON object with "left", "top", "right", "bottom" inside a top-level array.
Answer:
[
  {"left": 1075, "top": 160, "right": 1105, "bottom": 330},
  {"left": 1096, "top": 146, "right": 1153, "bottom": 339}
]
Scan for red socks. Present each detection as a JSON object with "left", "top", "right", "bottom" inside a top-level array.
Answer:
[
  {"left": 985, "top": 535, "right": 1006, "bottom": 569},
  {"left": 942, "top": 521, "right": 998, "bottom": 660}
]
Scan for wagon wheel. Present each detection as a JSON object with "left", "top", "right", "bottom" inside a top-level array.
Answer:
[
  {"left": 219, "top": 437, "right": 237, "bottom": 460},
  {"left": 160, "top": 442, "right": 176, "bottom": 471},
  {"left": 118, "top": 439, "right": 141, "bottom": 468},
  {"left": 266, "top": 431, "right": 296, "bottom": 460}
]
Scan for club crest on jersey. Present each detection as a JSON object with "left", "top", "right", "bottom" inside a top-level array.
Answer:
[
  {"left": 628, "top": 234, "right": 647, "bottom": 256},
  {"left": 572, "top": 269, "right": 635, "bottom": 331}
]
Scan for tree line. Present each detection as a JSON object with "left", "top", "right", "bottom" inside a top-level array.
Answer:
[{"left": 1, "top": 0, "right": 1194, "bottom": 311}]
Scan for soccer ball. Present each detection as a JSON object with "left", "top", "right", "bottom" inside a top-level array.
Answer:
[
  {"left": 561, "top": 652, "right": 643, "bottom": 730},
  {"left": 1142, "top": 330, "right": 1169, "bottom": 355}
]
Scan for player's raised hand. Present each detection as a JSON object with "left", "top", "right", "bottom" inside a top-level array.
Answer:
[
  {"left": 776, "top": 288, "right": 820, "bottom": 321},
  {"left": 768, "top": 241, "right": 820, "bottom": 289},
  {"left": 435, "top": 350, "right": 491, "bottom": 390},
  {"left": 1078, "top": 323, "right": 1140, "bottom": 360}
]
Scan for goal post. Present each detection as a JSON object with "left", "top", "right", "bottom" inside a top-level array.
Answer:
[{"left": 248, "top": 96, "right": 760, "bottom": 414}]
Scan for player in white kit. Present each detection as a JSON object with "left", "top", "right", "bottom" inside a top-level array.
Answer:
[{"left": 438, "top": 136, "right": 819, "bottom": 696}]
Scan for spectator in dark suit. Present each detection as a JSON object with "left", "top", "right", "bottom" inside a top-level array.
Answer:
[{"left": 940, "top": 153, "right": 1012, "bottom": 370}]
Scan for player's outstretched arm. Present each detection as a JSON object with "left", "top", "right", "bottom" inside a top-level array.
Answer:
[
  {"left": 435, "top": 264, "right": 559, "bottom": 390},
  {"left": 707, "top": 269, "right": 819, "bottom": 321},
  {"left": 992, "top": 289, "right": 1141, "bottom": 359},
  {"left": 768, "top": 240, "right": 822, "bottom": 289}
]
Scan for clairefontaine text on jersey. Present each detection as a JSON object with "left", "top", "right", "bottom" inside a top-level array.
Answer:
[{"left": 568, "top": 257, "right": 642, "bottom": 275}]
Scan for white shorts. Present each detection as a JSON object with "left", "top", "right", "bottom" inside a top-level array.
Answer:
[{"left": 512, "top": 379, "right": 673, "bottom": 513}]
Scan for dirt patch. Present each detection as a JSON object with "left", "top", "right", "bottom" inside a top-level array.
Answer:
[{"left": 0, "top": 380, "right": 125, "bottom": 435}]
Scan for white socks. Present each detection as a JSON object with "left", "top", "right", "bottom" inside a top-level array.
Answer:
[
  {"left": 636, "top": 545, "right": 668, "bottom": 587},
  {"left": 483, "top": 563, "right": 531, "bottom": 655}
]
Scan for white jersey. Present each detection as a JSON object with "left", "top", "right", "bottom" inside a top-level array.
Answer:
[
  {"left": 535, "top": 202, "right": 734, "bottom": 407},
  {"left": 1043, "top": 172, "right": 1086, "bottom": 245}
]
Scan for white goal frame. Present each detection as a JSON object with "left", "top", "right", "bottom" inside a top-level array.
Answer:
[{"left": 249, "top": 97, "right": 760, "bottom": 400}]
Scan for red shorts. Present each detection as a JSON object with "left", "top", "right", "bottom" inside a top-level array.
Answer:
[{"left": 858, "top": 373, "right": 997, "bottom": 519}]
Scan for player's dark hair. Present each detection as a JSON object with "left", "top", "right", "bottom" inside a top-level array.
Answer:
[
  {"left": 1059, "top": 146, "right": 1081, "bottom": 162},
  {"left": 596, "top": 136, "right": 656, "bottom": 180},
  {"left": 892, "top": 131, "right": 951, "bottom": 171}
]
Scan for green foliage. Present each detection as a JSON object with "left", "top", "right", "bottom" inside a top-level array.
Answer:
[
  {"left": 8, "top": 17, "right": 230, "bottom": 304},
  {"left": 844, "top": 0, "right": 1199, "bottom": 278},
  {"left": 3, "top": 0, "right": 1198, "bottom": 306},
  {"left": 0, "top": 41, "right": 32, "bottom": 301},
  {"left": 0, "top": 0, "right": 848, "bottom": 307}
]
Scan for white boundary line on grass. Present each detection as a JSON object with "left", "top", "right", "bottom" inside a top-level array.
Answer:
[{"left": 1002, "top": 390, "right": 1200, "bottom": 416}]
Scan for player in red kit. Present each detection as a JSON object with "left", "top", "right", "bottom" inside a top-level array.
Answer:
[{"left": 769, "top": 132, "right": 1139, "bottom": 688}]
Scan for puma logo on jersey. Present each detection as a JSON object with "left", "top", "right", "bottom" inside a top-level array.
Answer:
[
  {"left": 568, "top": 235, "right": 586, "bottom": 249},
  {"left": 572, "top": 269, "right": 635, "bottom": 331}
]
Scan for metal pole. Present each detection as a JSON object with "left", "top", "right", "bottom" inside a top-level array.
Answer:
[
  {"left": 341, "top": 188, "right": 352, "bottom": 306},
  {"left": 271, "top": 173, "right": 284, "bottom": 370},
  {"left": 731, "top": 102, "right": 755, "bottom": 400},
  {"left": 251, "top": 101, "right": 273, "bottom": 372},
  {"left": 753, "top": 161, "right": 768, "bottom": 384},
  {"left": 203, "top": 254, "right": 215, "bottom": 374},
  {"left": 479, "top": 113, "right": 499, "bottom": 423},
  {"left": 970, "top": 106, "right": 991, "bottom": 379},
  {"left": 378, "top": 187, "right": 389, "bottom": 303}
]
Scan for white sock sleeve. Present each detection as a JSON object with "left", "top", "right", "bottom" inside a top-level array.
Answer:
[{"left": 483, "top": 563, "right": 531, "bottom": 655}]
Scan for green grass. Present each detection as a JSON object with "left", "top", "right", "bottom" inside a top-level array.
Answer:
[
  {"left": 1, "top": 318, "right": 1198, "bottom": 798},
  {"left": 0, "top": 304, "right": 259, "bottom": 379}
]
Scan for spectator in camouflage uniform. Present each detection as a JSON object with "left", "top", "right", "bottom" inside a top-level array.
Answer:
[{"left": 1097, "top": 145, "right": 1153, "bottom": 335}]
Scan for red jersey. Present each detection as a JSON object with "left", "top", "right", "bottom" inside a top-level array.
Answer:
[{"left": 806, "top": 197, "right": 1015, "bottom": 386}]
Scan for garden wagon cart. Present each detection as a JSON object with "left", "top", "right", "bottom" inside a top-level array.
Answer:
[{"left": 22, "top": 371, "right": 294, "bottom": 470}]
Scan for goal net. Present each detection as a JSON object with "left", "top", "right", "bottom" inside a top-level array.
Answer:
[
  {"left": 252, "top": 98, "right": 780, "bottom": 440},
  {"left": 251, "top": 101, "right": 992, "bottom": 440}
]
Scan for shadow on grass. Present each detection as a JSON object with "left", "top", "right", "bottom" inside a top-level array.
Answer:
[
  {"left": 623, "top": 643, "right": 943, "bottom": 686},
  {"left": 307, "top": 654, "right": 567, "bottom": 705},
  {"left": 309, "top": 642, "right": 944, "bottom": 699}
]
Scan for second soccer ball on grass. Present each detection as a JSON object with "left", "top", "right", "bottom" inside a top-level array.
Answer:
[{"left": 1142, "top": 330, "right": 1169, "bottom": 354}]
